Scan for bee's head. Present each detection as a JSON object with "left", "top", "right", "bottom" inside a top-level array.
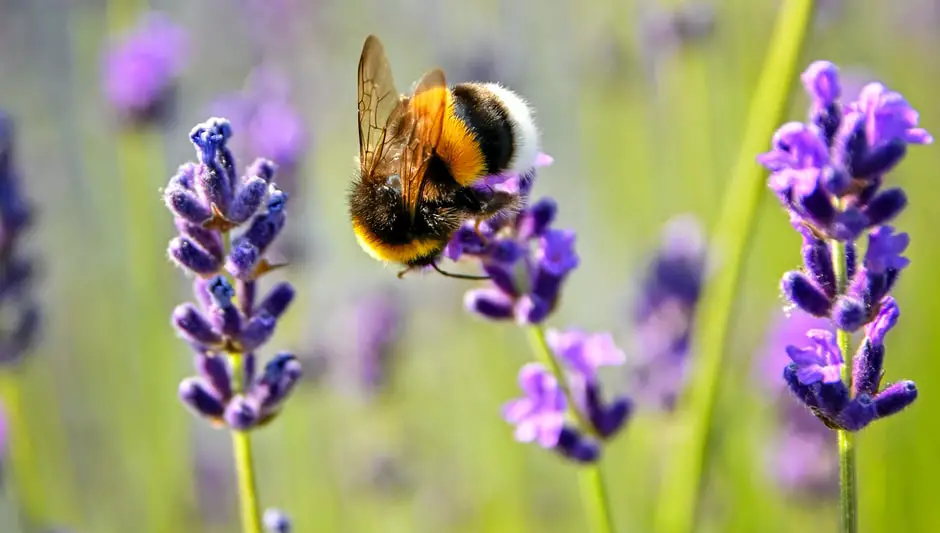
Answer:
[{"left": 348, "top": 171, "right": 412, "bottom": 248}]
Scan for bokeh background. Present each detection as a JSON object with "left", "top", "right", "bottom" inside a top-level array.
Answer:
[{"left": 0, "top": 0, "right": 937, "bottom": 532}]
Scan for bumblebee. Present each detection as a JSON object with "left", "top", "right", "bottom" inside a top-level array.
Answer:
[{"left": 348, "top": 35, "right": 541, "bottom": 277}]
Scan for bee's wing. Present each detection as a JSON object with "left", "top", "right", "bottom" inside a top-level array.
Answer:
[
  {"left": 358, "top": 35, "right": 406, "bottom": 180},
  {"left": 398, "top": 68, "right": 448, "bottom": 222}
]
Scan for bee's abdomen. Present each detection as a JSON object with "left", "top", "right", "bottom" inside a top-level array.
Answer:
[{"left": 450, "top": 82, "right": 540, "bottom": 177}]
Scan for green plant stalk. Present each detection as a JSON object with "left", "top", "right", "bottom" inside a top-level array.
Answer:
[
  {"left": 0, "top": 373, "right": 44, "bottom": 532},
  {"left": 228, "top": 353, "right": 263, "bottom": 533},
  {"left": 221, "top": 232, "right": 263, "bottom": 533},
  {"left": 526, "top": 326, "right": 616, "bottom": 533},
  {"left": 652, "top": 1, "right": 816, "bottom": 532},
  {"left": 830, "top": 239, "right": 858, "bottom": 533}
]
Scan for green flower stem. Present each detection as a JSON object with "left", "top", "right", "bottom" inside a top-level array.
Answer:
[
  {"left": 526, "top": 326, "right": 616, "bottom": 533},
  {"left": 221, "top": 231, "right": 263, "bottom": 533},
  {"left": 228, "top": 353, "right": 263, "bottom": 533},
  {"left": 652, "top": 1, "right": 815, "bottom": 532},
  {"left": 0, "top": 373, "right": 44, "bottom": 532},
  {"left": 830, "top": 240, "right": 858, "bottom": 533}
]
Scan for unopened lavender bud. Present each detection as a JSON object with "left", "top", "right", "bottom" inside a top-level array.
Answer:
[
  {"left": 783, "top": 364, "right": 819, "bottom": 408},
  {"left": 802, "top": 238, "right": 836, "bottom": 297},
  {"left": 253, "top": 352, "right": 302, "bottom": 411},
  {"left": 165, "top": 187, "right": 211, "bottom": 225},
  {"left": 852, "top": 340, "right": 884, "bottom": 398},
  {"left": 240, "top": 210, "right": 286, "bottom": 254},
  {"left": 239, "top": 311, "right": 277, "bottom": 352},
  {"left": 226, "top": 241, "right": 260, "bottom": 280},
  {"left": 465, "top": 288, "right": 514, "bottom": 320},
  {"left": 594, "top": 396, "right": 632, "bottom": 439},
  {"left": 853, "top": 139, "right": 906, "bottom": 178},
  {"left": 179, "top": 378, "right": 225, "bottom": 420},
  {"left": 196, "top": 352, "right": 232, "bottom": 401},
  {"left": 266, "top": 187, "right": 288, "bottom": 214},
  {"left": 872, "top": 381, "right": 917, "bottom": 418},
  {"left": 514, "top": 294, "right": 553, "bottom": 325},
  {"left": 207, "top": 275, "right": 235, "bottom": 305},
  {"left": 228, "top": 176, "right": 268, "bottom": 224},
  {"left": 821, "top": 166, "right": 851, "bottom": 196},
  {"left": 863, "top": 188, "right": 907, "bottom": 227},
  {"left": 813, "top": 380, "right": 850, "bottom": 420},
  {"left": 256, "top": 283, "right": 295, "bottom": 319},
  {"left": 555, "top": 427, "right": 600, "bottom": 464},
  {"left": 169, "top": 237, "right": 221, "bottom": 275},
  {"left": 832, "top": 296, "right": 866, "bottom": 332},
  {"left": 781, "top": 271, "right": 832, "bottom": 317},
  {"left": 797, "top": 183, "right": 836, "bottom": 227},
  {"left": 831, "top": 207, "right": 869, "bottom": 242},
  {"left": 224, "top": 396, "right": 258, "bottom": 430},
  {"left": 172, "top": 303, "right": 222, "bottom": 346},
  {"left": 247, "top": 158, "right": 276, "bottom": 183},
  {"left": 174, "top": 219, "right": 223, "bottom": 261},
  {"left": 517, "top": 197, "right": 557, "bottom": 239},
  {"left": 836, "top": 394, "right": 876, "bottom": 431}
]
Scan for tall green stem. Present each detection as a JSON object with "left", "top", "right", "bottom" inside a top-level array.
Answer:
[
  {"left": 221, "top": 231, "right": 263, "bottom": 533},
  {"left": 526, "top": 326, "right": 616, "bottom": 533},
  {"left": 652, "top": 1, "right": 815, "bottom": 532},
  {"left": 830, "top": 239, "right": 857, "bottom": 533},
  {"left": 228, "top": 353, "right": 263, "bottom": 533},
  {"left": 0, "top": 374, "right": 44, "bottom": 532}
]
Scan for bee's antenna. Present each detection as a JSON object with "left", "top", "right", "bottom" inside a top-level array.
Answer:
[{"left": 431, "top": 262, "right": 490, "bottom": 281}]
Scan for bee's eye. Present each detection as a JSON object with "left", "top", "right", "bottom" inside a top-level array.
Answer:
[{"left": 386, "top": 174, "right": 402, "bottom": 192}]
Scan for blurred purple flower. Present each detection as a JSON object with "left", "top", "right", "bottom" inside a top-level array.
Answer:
[
  {"left": 166, "top": 117, "right": 301, "bottom": 431},
  {"left": 263, "top": 508, "right": 292, "bottom": 533},
  {"left": 0, "top": 111, "right": 40, "bottom": 367},
  {"left": 758, "top": 309, "right": 837, "bottom": 495},
  {"left": 503, "top": 329, "right": 632, "bottom": 463},
  {"left": 210, "top": 68, "right": 307, "bottom": 177},
  {"left": 102, "top": 12, "right": 188, "bottom": 123},
  {"left": 351, "top": 291, "right": 403, "bottom": 394},
  {"left": 629, "top": 214, "right": 707, "bottom": 410}
]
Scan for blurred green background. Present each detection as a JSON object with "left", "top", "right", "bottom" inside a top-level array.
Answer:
[{"left": 0, "top": 0, "right": 938, "bottom": 532}]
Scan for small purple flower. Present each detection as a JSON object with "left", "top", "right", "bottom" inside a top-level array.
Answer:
[
  {"left": 210, "top": 68, "right": 308, "bottom": 182},
  {"left": 785, "top": 330, "right": 843, "bottom": 385},
  {"left": 503, "top": 329, "right": 632, "bottom": 463},
  {"left": 629, "top": 215, "right": 706, "bottom": 410},
  {"left": 166, "top": 118, "right": 301, "bottom": 431},
  {"left": 102, "top": 12, "right": 188, "bottom": 123},
  {"left": 864, "top": 225, "right": 909, "bottom": 274},
  {"left": 503, "top": 363, "right": 566, "bottom": 448}
]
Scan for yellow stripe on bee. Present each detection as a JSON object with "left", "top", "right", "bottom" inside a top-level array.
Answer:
[
  {"left": 410, "top": 87, "right": 487, "bottom": 186},
  {"left": 352, "top": 218, "right": 444, "bottom": 264}
]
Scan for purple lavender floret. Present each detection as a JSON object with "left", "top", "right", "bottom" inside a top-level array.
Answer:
[
  {"left": 102, "top": 12, "right": 188, "bottom": 124},
  {"left": 455, "top": 155, "right": 579, "bottom": 325},
  {"left": 503, "top": 330, "right": 632, "bottom": 463},
  {"left": 166, "top": 117, "right": 300, "bottom": 431},
  {"left": 629, "top": 214, "right": 706, "bottom": 410},
  {"left": 0, "top": 111, "right": 40, "bottom": 367},
  {"left": 763, "top": 61, "right": 923, "bottom": 432}
]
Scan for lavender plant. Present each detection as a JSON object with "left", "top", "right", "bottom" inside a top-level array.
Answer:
[
  {"left": 164, "top": 117, "right": 301, "bottom": 533},
  {"left": 759, "top": 61, "right": 930, "bottom": 532},
  {"left": 628, "top": 215, "right": 706, "bottom": 410},
  {"left": 445, "top": 156, "right": 629, "bottom": 533},
  {"left": 0, "top": 110, "right": 46, "bottom": 531},
  {"left": 102, "top": 12, "right": 188, "bottom": 125}
]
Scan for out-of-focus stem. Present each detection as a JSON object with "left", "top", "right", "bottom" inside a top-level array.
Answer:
[
  {"left": 526, "top": 326, "right": 616, "bottom": 533},
  {"left": 0, "top": 374, "right": 44, "bottom": 532}
]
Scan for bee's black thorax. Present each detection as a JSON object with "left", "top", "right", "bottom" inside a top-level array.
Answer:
[{"left": 450, "top": 83, "right": 516, "bottom": 176}]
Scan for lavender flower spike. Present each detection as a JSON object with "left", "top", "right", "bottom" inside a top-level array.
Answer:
[
  {"left": 103, "top": 12, "right": 188, "bottom": 124},
  {"left": 165, "top": 117, "right": 301, "bottom": 431},
  {"left": 764, "top": 61, "right": 925, "bottom": 436}
]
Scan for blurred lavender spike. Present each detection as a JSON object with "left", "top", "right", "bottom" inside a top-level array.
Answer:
[
  {"left": 102, "top": 12, "right": 188, "bottom": 125},
  {"left": 263, "top": 508, "right": 292, "bottom": 533},
  {"left": 629, "top": 214, "right": 707, "bottom": 410},
  {"left": 0, "top": 111, "right": 40, "bottom": 367}
]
